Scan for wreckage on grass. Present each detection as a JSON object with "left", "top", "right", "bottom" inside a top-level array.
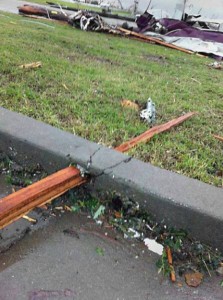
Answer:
[
  {"left": 68, "top": 10, "right": 109, "bottom": 31},
  {"left": 18, "top": 5, "right": 111, "bottom": 32},
  {"left": 135, "top": 11, "right": 223, "bottom": 59},
  {"left": 18, "top": 3, "right": 223, "bottom": 59}
]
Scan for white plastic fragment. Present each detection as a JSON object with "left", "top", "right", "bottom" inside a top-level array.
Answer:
[{"left": 144, "top": 238, "right": 164, "bottom": 255}]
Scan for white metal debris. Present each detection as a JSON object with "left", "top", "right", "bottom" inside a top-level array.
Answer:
[{"left": 140, "top": 98, "right": 156, "bottom": 125}]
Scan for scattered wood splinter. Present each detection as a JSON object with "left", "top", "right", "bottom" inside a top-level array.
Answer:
[
  {"left": 64, "top": 205, "right": 72, "bottom": 212},
  {"left": 19, "top": 61, "right": 42, "bottom": 69},
  {"left": 213, "top": 134, "right": 223, "bottom": 142},
  {"left": 166, "top": 246, "right": 176, "bottom": 282},
  {"left": 121, "top": 99, "right": 139, "bottom": 110},
  {"left": 22, "top": 215, "right": 37, "bottom": 224},
  {"left": 62, "top": 83, "right": 69, "bottom": 90}
]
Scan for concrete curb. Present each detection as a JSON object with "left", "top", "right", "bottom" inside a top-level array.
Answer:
[{"left": 0, "top": 107, "right": 223, "bottom": 250}]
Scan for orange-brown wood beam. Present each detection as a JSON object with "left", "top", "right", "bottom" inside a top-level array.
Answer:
[
  {"left": 115, "top": 112, "right": 196, "bottom": 153},
  {"left": 0, "top": 166, "right": 86, "bottom": 229},
  {"left": 117, "top": 27, "right": 194, "bottom": 55},
  {"left": 0, "top": 112, "right": 196, "bottom": 230}
]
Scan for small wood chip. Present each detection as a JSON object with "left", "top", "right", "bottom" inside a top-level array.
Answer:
[
  {"left": 54, "top": 206, "right": 63, "bottom": 210},
  {"left": 64, "top": 205, "right": 72, "bottom": 212},
  {"left": 185, "top": 272, "right": 203, "bottom": 287},
  {"left": 19, "top": 62, "right": 42, "bottom": 69},
  {"left": 121, "top": 99, "right": 139, "bottom": 111},
  {"left": 114, "top": 211, "right": 122, "bottom": 218},
  {"left": 22, "top": 215, "right": 37, "bottom": 224},
  {"left": 62, "top": 83, "right": 69, "bottom": 90}
]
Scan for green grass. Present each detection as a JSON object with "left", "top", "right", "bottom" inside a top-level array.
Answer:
[
  {"left": 0, "top": 12, "right": 222, "bottom": 187},
  {"left": 24, "top": 0, "right": 132, "bottom": 16}
]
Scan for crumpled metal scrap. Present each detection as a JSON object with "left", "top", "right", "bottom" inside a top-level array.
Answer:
[
  {"left": 140, "top": 98, "right": 156, "bottom": 125},
  {"left": 68, "top": 10, "right": 109, "bottom": 32}
]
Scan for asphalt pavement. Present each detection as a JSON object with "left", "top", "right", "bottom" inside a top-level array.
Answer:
[{"left": 0, "top": 212, "right": 223, "bottom": 300}]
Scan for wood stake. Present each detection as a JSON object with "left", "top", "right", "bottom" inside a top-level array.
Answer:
[
  {"left": 115, "top": 112, "right": 196, "bottom": 153},
  {"left": 166, "top": 246, "right": 176, "bottom": 282}
]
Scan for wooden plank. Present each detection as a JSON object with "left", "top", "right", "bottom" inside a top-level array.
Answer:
[
  {"left": 117, "top": 27, "right": 194, "bottom": 55},
  {"left": 115, "top": 112, "right": 196, "bottom": 153},
  {"left": 0, "top": 166, "right": 86, "bottom": 229},
  {"left": 213, "top": 134, "right": 223, "bottom": 142},
  {"left": 0, "top": 112, "right": 196, "bottom": 229}
]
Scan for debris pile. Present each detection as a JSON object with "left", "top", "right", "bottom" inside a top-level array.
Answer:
[
  {"left": 68, "top": 10, "right": 109, "bottom": 32},
  {"left": 18, "top": 3, "right": 223, "bottom": 58},
  {"left": 133, "top": 11, "right": 223, "bottom": 58},
  {"left": 70, "top": 192, "right": 223, "bottom": 286}
]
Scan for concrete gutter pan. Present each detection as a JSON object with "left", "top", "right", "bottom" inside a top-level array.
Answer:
[{"left": 0, "top": 107, "right": 223, "bottom": 250}]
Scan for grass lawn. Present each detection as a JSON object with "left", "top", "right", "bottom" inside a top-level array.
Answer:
[
  {"left": 0, "top": 12, "right": 222, "bottom": 187},
  {"left": 25, "top": 0, "right": 133, "bottom": 16}
]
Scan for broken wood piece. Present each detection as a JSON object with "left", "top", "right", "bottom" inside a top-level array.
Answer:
[
  {"left": 115, "top": 112, "right": 196, "bottom": 153},
  {"left": 213, "top": 134, "right": 223, "bottom": 142},
  {"left": 19, "top": 61, "right": 42, "bottom": 69},
  {"left": 62, "top": 83, "right": 69, "bottom": 90},
  {"left": 117, "top": 27, "right": 194, "bottom": 55},
  {"left": 64, "top": 205, "right": 72, "bottom": 212},
  {"left": 0, "top": 166, "right": 87, "bottom": 230},
  {"left": 121, "top": 99, "right": 139, "bottom": 110},
  {"left": 54, "top": 206, "right": 64, "bottom": 210},
  {"left": 166, "top": 246, "right": 176, "bottom": 282},
  {"left": 22, "top": 215, "right": 37, "bottom": 224}
]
